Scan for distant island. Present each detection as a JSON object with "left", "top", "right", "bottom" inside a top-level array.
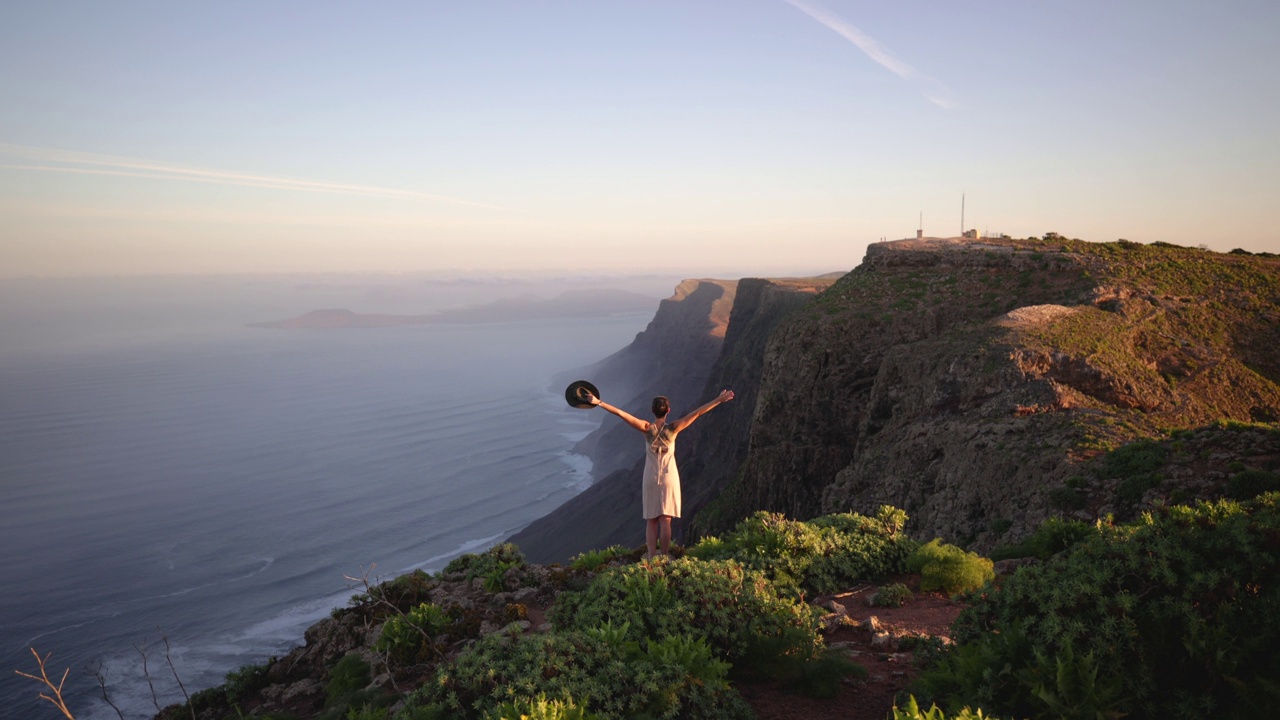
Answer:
[{"left": 249, "top": 288, "right": 659, "bottom": 329}]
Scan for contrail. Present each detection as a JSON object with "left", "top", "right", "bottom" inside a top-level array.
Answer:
[
  {"left": 0, "top": 143, "right": 508, "bottom": 210},
  {"left": 782, "top": 0, "right": 955, "bottom": 109}
]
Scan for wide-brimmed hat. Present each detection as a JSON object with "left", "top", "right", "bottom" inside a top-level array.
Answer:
[{"left": 565, "top": 380, "right": 600, "bottom": 409}]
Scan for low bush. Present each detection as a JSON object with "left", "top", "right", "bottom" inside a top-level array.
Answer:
[
  {"left": 549, "top": 557, "right": 821, "bottom": 664},
  {"left": 223, "top": 660, "right": 272, "bottom": 705},
  {"left": 1046, "top": 485, "right": 1085, "bottom": 511},
  {"left": 378, "top": 601, "right": 449, "bottom": 663},
  {"left": 407, "top": 630, "right": 751, "bottom": 720},
  {"left": 1227, "top": 468, "right": 1280, "bottom": 499},
  {"left": 906, "top": 540, "right": 993, "bottom": 596},
  {"left": 444, "top": 543, "right": 527, "bottom": 592},
  {"left": 915, "top": 493, "right": 1280, "bottom": 719},
  {"left": 687, "top": 507, "right": 917, "bottom": 594},
  {"left": 326, "top": 654, "right": 371, "bottom": 706},
  {"left": 368, "top": 569, "right": 434, "bottom": 612},
  {"left": 484, "top": 694, "right": 599, "bottom": 720},
  {"left": 547, "top": 555, "right": 864, "bottom": 698},
  {"left": 891, "top": 695, "right": 1000, "bottom": 720},
  {"left": 871, "top": 582, "right": 913, "bottom": 608},
  {"left": 569, "top": 545, "right": 631, "bottom": 572},
  {"left": 989, "top": 517, "right": 1097, "bottom": 561}
]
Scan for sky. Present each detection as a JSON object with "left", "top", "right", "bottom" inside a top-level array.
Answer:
[{"left": 2, "top": 0, "right": 1278, "bottom": 278}]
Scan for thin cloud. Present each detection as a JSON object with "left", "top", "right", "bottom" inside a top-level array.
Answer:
[
  {"left": 782, "top": 0, "right": 956, "bottom": 109},
  {"left": 0, "top": 143, "right": 508, "bottom": 210}
]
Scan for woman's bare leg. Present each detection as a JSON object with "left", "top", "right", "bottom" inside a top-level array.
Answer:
[
  {"left": 658, "top": 516, "right": 672, "bottom": 555},
  {"left": 646, "top": 518, "right": 659, "bottom": 558}
]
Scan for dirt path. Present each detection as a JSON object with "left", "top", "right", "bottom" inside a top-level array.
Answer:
[{"left": 739, "top": 577, "right": 965, "bottom": 720}]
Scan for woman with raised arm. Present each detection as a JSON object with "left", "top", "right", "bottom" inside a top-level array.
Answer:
[{"left": 585, "top": 389, "right": 735, "bottom": 559}]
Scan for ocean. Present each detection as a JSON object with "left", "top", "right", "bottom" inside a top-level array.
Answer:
[{"left": 0, "top": 275, "right": 660, "bottom": 720}]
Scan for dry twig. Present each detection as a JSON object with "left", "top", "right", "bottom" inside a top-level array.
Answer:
[
  {"left": 15, "top": 647, "right": 76, "bottom": 720},
  {"left": 90, "top": 661, "right": 126, "bottom": 720},
  {"left": 160, "top": 633, "right": 196, "bottom": 720},
  {"left": 133, "top": 639, "right": 162, "bottom": 712},
  {"left": 345, "top": 562, "right": 442, "bottom": 665}
]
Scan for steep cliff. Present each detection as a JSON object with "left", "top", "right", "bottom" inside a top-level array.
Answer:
[
  {"left": 698, "top": 237, "right": 1280, "bottom": 547},
  {"left": 675, "top": 276, "right": 841, "bottom": 535},
  {"left": 510, "top": 276, "right": 836, "bottom": 563}
]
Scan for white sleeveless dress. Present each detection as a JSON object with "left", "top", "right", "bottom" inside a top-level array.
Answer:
[{"left": 642, "top": 424, "right": 681, "bottom": 519}]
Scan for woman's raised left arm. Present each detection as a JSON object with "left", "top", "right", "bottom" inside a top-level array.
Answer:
[{"left": 668, "top": 389, "right": 734, "bottom": 433}]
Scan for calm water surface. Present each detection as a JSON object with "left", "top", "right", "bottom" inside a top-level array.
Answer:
[{"left": 0, "top": 276, "right": 653, "bottom": 719}]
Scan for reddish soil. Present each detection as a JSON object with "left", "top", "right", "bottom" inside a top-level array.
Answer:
[{"left": 738, "top": 577, "right": 965, "bottom": 720}]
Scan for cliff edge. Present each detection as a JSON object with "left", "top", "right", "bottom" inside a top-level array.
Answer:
[{"left": 697, "top": 237, "right": 1280, "bottom": 546}]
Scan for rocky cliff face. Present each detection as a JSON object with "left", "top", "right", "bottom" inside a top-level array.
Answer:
[
  {"left": 697, "top": 238, "right": 1280, "bottom": 547},
  {"left": 517, "top": 238, "right": 1280, "bottom": 558}
]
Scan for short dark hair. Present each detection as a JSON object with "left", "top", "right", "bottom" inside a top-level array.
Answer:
[{"left": 651, "top": 396, "right": 670, "bottom": 418}]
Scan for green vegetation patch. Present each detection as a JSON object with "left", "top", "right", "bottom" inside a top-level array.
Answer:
[
  {"left": 905, "top": 540, "right": 994, "bottom": 596},
  {"left": 407, "top": 629, "right": 749, "bottom": 720},
  {"left": 569, "top": 544, "right": 633, "bottom": 572},
  {"left": 687, "top": 506, "right": 917, "bottom": 594},
  {"left": 444, "top": 543, "right": 528, "bottom": 592},
  {"left": 915, "top": 493, "right": 1280, "bottom": 720},
  {"left": 549, "top": 557, "right": 820, "bottom": 663},
  {"left": 989, "top": 517, "right": 1098, "bottom": 562}
]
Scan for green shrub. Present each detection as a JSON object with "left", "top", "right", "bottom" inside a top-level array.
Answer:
[
  {"left": 378, "top": 602, "right": 449, "bottom": 663},
  {"left": 688, "top": 508, "right": 917, "bottom": 594},
  {"left": 223, "top": 660, "right": 272, "bottom": 705},
  {"left": 346, "top": 706, "right": 389, "bottom": 720},
  {"left": 1047, "top": 486, "right": 1085, "bottom": 511},
  {"left": 1227, "top": 468, "right": 1280, "bottom": 499},
  {"left": 989, "top": 517, "right": 1097, "bottom": 561},
  {"left": 731, "top": 628, "right": 865, "bottom": 698},
  {"left": 907, "top": 540, "right": 994, "bottom": 596},
  {"left": 569, "top": 545, "right": 630, "bottom": 572},
  {"left": 549, "top": 557, "right": 821, "bottom": 664},
  {"left": 547, "top": 555, "right": 865, "bottom": 696},
  {"left": 483, "top": 694, "right": 599, "bottom": 720},
  {"left": 444, "top": 543, "right": 526, "bottom": 581},
  {"left": 410, "top": 630, "right": 751, "bottom": 720},
  {"left": 891, "top": 695, "right": 1000, "bottom": 720},
  {"left": 686, "top": 511, "right": 833, "bottom": 587},
  {"left": 326, "top": 654, "right": 371, "bottom": 707},
  {"left": 917, "top": 494, "right": 1280, "bottom": 719},
  {"left": 804, "top": 531, "right": 918, "bottom": 594},
  {"left": 1101, "top": 439, "right": 1169, "bottom": 510},
  {"left": 368, "top": 569, "right": 434, "bottom": 612},
  {"left": 871, "top": 582, "right": 913, "bottom": 608},
  {"left": 875, "top": 504, "right": 909, "bottom": 534},
  {"left": 1115, "top": 472, "right": 1163, "bottom": 507},
  {"left": 1100, "top": 439, "right": 1167, "bottom": 476}
]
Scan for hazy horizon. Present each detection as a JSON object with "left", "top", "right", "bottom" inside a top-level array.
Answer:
[{"left": 3, "top": 1, "right": 1278, "bottom": 278}]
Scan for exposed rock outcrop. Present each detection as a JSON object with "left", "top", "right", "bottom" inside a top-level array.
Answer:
[{"left": 697, "top": 237, "right": 1280, "bottom": 547}]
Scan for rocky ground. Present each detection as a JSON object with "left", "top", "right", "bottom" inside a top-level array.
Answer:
[
  {"left": 741, "top": 576, "right": 964, "bottom": 720},
  {"left": 175, "top": 562, "right": 966, "bottom": 720}
]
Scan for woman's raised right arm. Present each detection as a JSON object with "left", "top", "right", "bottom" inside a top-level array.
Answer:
[{"left": 591, "top": 395, "right": 650, "bottom": 433}]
